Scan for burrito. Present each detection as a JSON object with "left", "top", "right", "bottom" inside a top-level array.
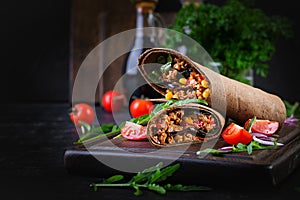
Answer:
[
  {"left": 138, "top": 48, "right": 286, "bottom": 126},
  {"left": 147, "top": 103, "right": 225, "bottom": 147}
]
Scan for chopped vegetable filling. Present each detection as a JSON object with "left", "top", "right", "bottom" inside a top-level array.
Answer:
[
  {"left": 150, "top": 55, "right": 211, "bottom": 100},
  {"left": 149, "top": 107, "right": 216, "bottom": 145}
]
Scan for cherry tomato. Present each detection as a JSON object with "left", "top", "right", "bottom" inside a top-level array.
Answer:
[
  {"left": 70, "top": 103, "right": 95, "bottom": 126},
  {"left": 129, "top": 99, "right": 154, "bottom": 118},
  {"left": 102, "top": 90, "right": 124, "bottom": 113},
  {"left": 244, "top": 119, "right": 279, "bottom": 136},
  {"left": 221, "top": 123, "right": 253, "bottom": 145},
  {"left": 121, "top": 121, "right": 147, "bottom": 140}
]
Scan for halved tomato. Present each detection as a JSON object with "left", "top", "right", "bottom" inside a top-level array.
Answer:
[
  {"left": 120, "top": 121, "right": 147, "bottom": 140},
  {"left": 239, "top": 128, "right": 254, "bottom": 144},
  {"left": 244, "top": 119, "right": 279, "bottom": 136},
  {"left": 221, "top": 123, "right": 253, "bottom": 145}
]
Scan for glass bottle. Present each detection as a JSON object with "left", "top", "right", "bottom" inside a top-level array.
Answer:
[{"left": 122, "top": 0, "right": 163, "bottom": 104}]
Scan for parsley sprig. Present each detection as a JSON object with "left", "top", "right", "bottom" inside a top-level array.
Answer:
[
  {"left": 90, "top": 162, "right": 210, "bottom": 196},
  {"left": 166, "top": 0, "right": 293, "bottom": 84}
]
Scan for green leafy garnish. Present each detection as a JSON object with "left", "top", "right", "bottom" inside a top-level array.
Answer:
[
  {"left": 90, "top": 162, "right": 210, "bottom": 196},
  {"left": 172, "top": 98, "right": 208, "bottom": 106},
  {"left": 196, "top": 140, "right": 279, "bottom": 156},
  {"left": 247, "top": 116, "right": 256, "bottom": 133},
  {"left": 284, "top": 100, "right": 300, "bottom": 118}
]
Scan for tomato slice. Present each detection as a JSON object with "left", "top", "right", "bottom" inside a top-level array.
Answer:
[
  {"left": 239, "top": 128, "right": 253, "bottom": 144},
  {"left": 221, "top": 123, "right": 242, "bottom": 145},
  {"left": 221, "top": 123, "right": 253, "bottom": 145},
  {"left": 121, "top": 121, "right": 147, "bottom": 140},
  {"left": 244, "top": 119, "right": 279, "bottom": 136}
]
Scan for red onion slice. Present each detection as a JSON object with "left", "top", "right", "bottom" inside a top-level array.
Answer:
[
  {"left": 251, "top": 132, "right": 269, "bottom": 138},
  {"left": 253, "top": 136, "right": 284, "bottom": 146}
]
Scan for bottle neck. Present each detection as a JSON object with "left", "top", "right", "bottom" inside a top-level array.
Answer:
[{"left": 135, "top": 1, "right": 156, "bottom": 39}]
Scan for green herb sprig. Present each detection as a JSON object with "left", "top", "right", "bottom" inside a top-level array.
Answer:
[{"left": 90, "top": 162, "right": 210, "bottom": 196}]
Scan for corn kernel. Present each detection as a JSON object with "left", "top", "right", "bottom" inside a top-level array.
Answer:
[
  {"left": 201, "top": 80, "right": 208, "bottom": 88},
  {"left": 179, "top": 78, "right": 187, "bottom": 85},
  {"left": 173, "top": 93, "right": 179, "bottom": 99},
  {"left": 165, "top": 91, "right": 173, "bottom": 100},
  {"left": 202, "top": 88, "right": 210, "bottom": 99}
]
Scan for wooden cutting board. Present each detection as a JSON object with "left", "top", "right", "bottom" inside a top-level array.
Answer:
[{"left": 64, "top": 124, "right": 300, "bottom": 188}]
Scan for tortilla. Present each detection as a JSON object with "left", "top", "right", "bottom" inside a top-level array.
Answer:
[{"left": 138, "top": 48, "right": 286, "bottom": 126}]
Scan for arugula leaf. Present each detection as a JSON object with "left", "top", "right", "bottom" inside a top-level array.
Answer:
[
  {"left": 172, "top": 98, "right": 208, "bottom": 106},
  {"left": 196, "top": 148, "right": 231, "bottom": 155},
  {"left": 284, "top": 100, "right": 300, "bottom": 118},
  {"left": 133, "top": 184, "right": 142, "bottom": 196},
  {"left": 79, "top": 121, "right": 92, "bottom": 132},
  {"left": 130, "top": 162, "right": 163, "bottom": 184},
  {"left": 247, "top": 143, "right": 253, "bottom": 155},
  {"left": 247, "top": 116, "right": 256, "bottom": 132},
  {"left": 90, "top": 162, "right": 209, "bottom": 196},
  {"left": 102, "top": 175, "right": 124, "bottom": 184},
  {"left": 164, "top": 183, "right": 211, "bottom": 191},
  {"left": 196, "top": 140, "right": 280, "bottom": 156},
  {"left": 147, "top": 183, "right": 166, "bottom": 194},
  {"left": 149, "top": 163, "right": 180, "bottom": 183}
]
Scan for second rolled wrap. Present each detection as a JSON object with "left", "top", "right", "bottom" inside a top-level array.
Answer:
[
  {"left": 147, "top": 103, "right": 225, "bottom": 147},
  {"left": 138, "top": 48, "right": 286, "bottom": 126}
]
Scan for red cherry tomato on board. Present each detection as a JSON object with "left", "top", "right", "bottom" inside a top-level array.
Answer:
[
  {"left": 221, "top": 123, "right": 253, "bottom": 145},
  {"left": 70, "top": 103, "right": 95, "bottom": 126},
  {"left": 121, "top": 121, "right": 147, "bottom": 140},
  {"left": 130, "top": 99, "right": 154, "bottom": 118},
  {"left": 101, "top": 90, "right": 124, "bottom": 113},
  {"left": 244, "top": 119, "right": 279, "bottom": 136}
]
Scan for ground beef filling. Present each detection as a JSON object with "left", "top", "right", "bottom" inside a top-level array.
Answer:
[{"left": 149, "top": 108, "right": 216, "bottom": 145}]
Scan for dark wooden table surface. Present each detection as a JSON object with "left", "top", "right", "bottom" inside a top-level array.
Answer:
[{"left": 1, "top": 103, "right": 300, "bottom": 200}]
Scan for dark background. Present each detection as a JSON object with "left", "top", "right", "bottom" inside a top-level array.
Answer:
[{"left": 1, "top": 0, "right": 299, "bottom": 103}]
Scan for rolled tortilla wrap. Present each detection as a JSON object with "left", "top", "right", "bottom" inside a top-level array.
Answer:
[
  {"left": 138, "top": 48, "right": 286, "bottom": 126},
  {"left": 147, "top": 103, "right": 225, "bottom": 147}
]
